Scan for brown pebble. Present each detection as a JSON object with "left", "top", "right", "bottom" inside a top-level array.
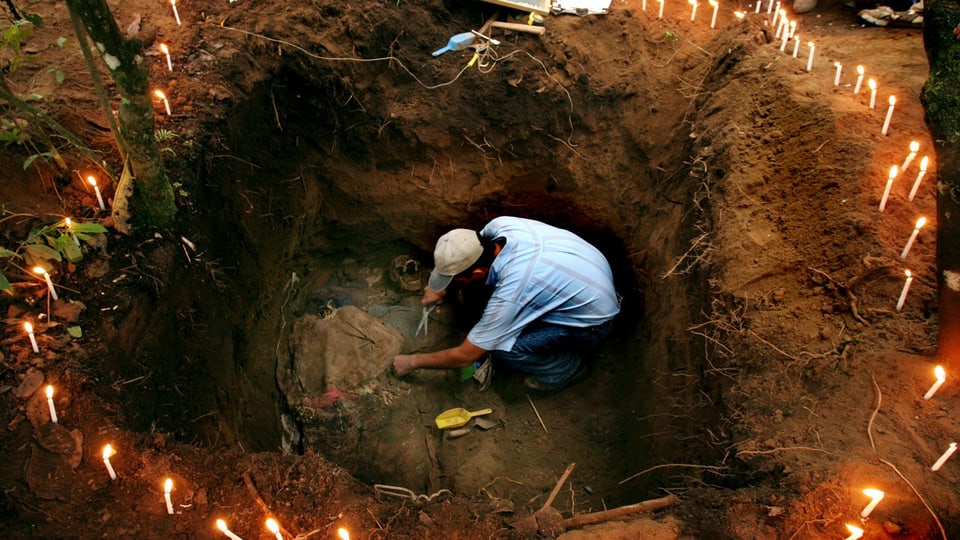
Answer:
[{"left": 882, "top": 520, "right": 902, "bottom": 535}]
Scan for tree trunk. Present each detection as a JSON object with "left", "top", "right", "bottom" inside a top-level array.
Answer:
[
  {"left": 920, "top": 0, "right": 960, "bottom": 371},
  {"left": 65, "top": 0, "right": 175, "bottom": 229}
]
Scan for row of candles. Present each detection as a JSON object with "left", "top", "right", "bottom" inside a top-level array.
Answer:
[{"left": 42, "top": 386, "right": 352, "bottom": 539}]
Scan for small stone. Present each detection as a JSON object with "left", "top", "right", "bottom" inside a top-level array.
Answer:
[
  {"left": 882, "top": 521, "right": 902, "bottom": 535},
  {"left": 14, "top": 368, "right": 44, "bottom": 399}
]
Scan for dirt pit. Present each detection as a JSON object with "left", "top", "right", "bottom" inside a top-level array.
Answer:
[{"left": 1, "top": 0, "right": 958, "bottom": 538}]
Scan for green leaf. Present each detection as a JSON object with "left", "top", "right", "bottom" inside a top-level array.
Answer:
[
  {"left": 67, "top": 326, "right": 83, "bottom": 338},
  {"left": 0, "top": 271, "right": 10, "bottom": 294},
  {"left": 55, "top": 69, "right": 64, "bottom": 84},
  {"left": 0, "top": 248, "right": 16, "bottom": 258},
  {"left": 23, "top": 151, "right": 54, "bottom": 170},
  {"left": 57, "top": 235, "right": 82, "bottom": 262},
  {"left": 23, "top": 243, "right": 61, "bottom": 262},
  {"left": 71, "top": 222, "right": 107, "bottom": 234},
  {"left": 24, "top": 93, "right": 44, "bottom": 101},
  {"left": 23, "top": 13, "right": 43, "bottom": 28}
]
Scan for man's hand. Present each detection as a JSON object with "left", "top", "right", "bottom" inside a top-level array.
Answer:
[
  {"left": 393, "top": 354, "right": 417, "bottom": 377},
  {"left": 422, "top": 285, "right": 446, "bottom": 306}
]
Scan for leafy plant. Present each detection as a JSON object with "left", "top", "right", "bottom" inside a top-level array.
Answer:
[{"left": 0, "top": 217, "right": 107, "bottom": 294}]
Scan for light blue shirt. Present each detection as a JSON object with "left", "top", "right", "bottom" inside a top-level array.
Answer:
[{"left": 467, "top": 217, "right": 620, "bottom": 352}]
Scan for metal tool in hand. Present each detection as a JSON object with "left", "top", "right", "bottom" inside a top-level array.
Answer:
[{"left": 415, "top": 304, "right": 437, "bottom": 337}]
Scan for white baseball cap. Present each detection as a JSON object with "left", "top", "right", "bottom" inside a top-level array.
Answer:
[{"left": 428, "top": 229, "right": 483, "bottom": 292}]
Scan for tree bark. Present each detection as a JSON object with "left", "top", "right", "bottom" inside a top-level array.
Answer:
[
  {"left": 65, "top": 0, "right": 175, "bottom": 229},
  {"left": 921, "top": 0, "right": 960, "bottom": 371}
]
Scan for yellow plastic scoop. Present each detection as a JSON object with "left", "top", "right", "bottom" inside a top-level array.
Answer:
[{"left": 434, "top": 408, "right": 493, "bottom": 430}]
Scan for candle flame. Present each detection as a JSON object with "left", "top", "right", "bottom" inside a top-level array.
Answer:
[
  {"left": 909, "top": 141, "right": 920, "bottom": 152},
  {"left": 216, "top": 519, "right": 229, "bottom": 531},
  {"left": 808, "top": 41, "right": 814, "bottom": 48},
  {"left": 734, "top": 10, "right": 745, "bottom": 17},
  {"left": 164, "top": 477, "right": 173, "bottom": 493},
  {"left": 103, "top": 444, "right": 114, "bottom": 459},
  {"left": 935, "top": 365, "right": 946, "bottom": 382},
  {"left": 266, "top": 518, "right": 280, "bottom": 533},
  {"left": 863, "top": 488, "right": 884, "bottom": 501},
  {"left": 24, "top": 322, "right": 33, "bottom": 333},
  {"left": 888, "top": 165, "right": 898, "bottom": 179},
  {"left": 709, "top": 0, "right": 718, "bottom": 6},
  {"left": 65, "top": 217, "right": 73, "bottom": 228},
  {"left": 905, "top": 269, "right": 912, "bottom": 278},
  {"left": 32, "top": 266, "right": 47, "bottom": 275},
  {"left": 337, "top": 528, "right": 350, "bottom": 540},
  {"left": 87, "top": 175, "right": 97, "bottom": 187},
  {"left": 920, "top": 156, "right": 929, "bottom": 171},
  {"left": 46, "top": 385, "right": 54, "bottom": 399},
  {"left": 846, "top": 524, "right": 864, "bottom": 538},
  {"left": 856, "top": 65, "right": 864, "bottom": 75},
  {"left": 889, "top": 95, "right": 896, "bottom": 105},
  {"left": 160, "top": 43, "right": 169, "bottom": 54},
  {"left": 154, "top": 89, "right": 168, "bottom": 100},
  {"left": 915, "top": 216, "right": 927, "bottom": 229},
  {"left": 868, "top": 78, "right": 876, "bottom": 90}
]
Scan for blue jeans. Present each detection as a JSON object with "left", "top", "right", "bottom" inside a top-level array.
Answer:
[{"left": 490, "top": 320, "right": 613, "bottom": 384}]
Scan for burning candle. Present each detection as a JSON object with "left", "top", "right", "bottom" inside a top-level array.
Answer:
[
  {"left": 923, "top": 365, "right": 947, "bottom": 400},
  {"left": 932, "top": 442, "right": 957, "bottom": 471},
  {"left": 170, "top": 0, "right": 181, "bottom": 26},
  {"left": 776, "top": 15, "right": 786, "bottom": 40},
  {"left": 882, "top": 95, "right": 896, "bottom": 135},
  {"left": 87, "top": 175, "right": 106, "bottom": 210},
  {"left": 689, "top": 0, "right": 698, "bottom": 21},
  {"left": 164, "top": 478, "right": 174, "bottom": 514},
  {"left": 160, "top": 43, "right": 173, "bottom": 72},
  {"left": 338, "top": 528, "right": 350, "bottom": 540},
  {"left": 658, "top": 0, "right": 664, "bottom": 19},
  {"left": 896, "top": 270, "right": 913, "bottom": 311},
  {"left": 709, "top": 0, "right": 719, "bottom": 27},
  {"left": 64, "top": 217, "right": 80, "bottom": 246},
  {"left": 266, "top": 518, "right": 283, "bottom": 540},
  {"left": 755, "top": 0, "right": 761, "bottom": 13},
  {"left": 24, "top": 322, "right": 39, "bottom": 353},
  {"left": 853, "top": 65, "right": 865, "bottom": 94},
  {"left": 900, "top": 216, "right": 926, "bottom": 259},
  {"left": 103, "top": 444, "right": 117, "bottom": 480},
  {"left": 45, "top": 385, "right": 58, "bottom": 423},
  {"left": 845, "top": 524, "right": 864, "bottom": 540},
  {"left": 773, "top": 6, "right": 782, "bottom": 30},
  {"left": 154, "top": 89, "right": 172, "bottom": 116},
  {"left": 908, "top": 156, "right": 929, "bottom": 201},
  {"left": 792, "top": 35, "right": 800, "bottom": 58},
  {"left": 33, "top": 266, "right": 58, "bottom": 300},
  {"left": 643, "top": 0, "right": 647, "bottom": 10},
  {"left": 878, "top": 165, "right": 898, "bottom": 212},
  {"left": 217, "top": 520, "right": 244, "bottom": 540},
  {"left": 901, "top": 141, "right": 920, "bottom": 170},
  {"left": 833, "top": 62, "right": 842, "bottom": 86},
  {"left": 768, "top": 0, "right": 776, "bottom": 15},
  {"left": 860, "top": 488, "right": 884, "bottom": 518},
  {"left": 788, "top": 20, "right": 797, "bottom": 38},
  {"left": 868, "top": 78, "right": 877, "bottom": 109},
  {"left": 780, "top": 29, "right": 789, "bottom": 52},
  {"left": 805, "top": 42, "right": 814, "bottom": 72}
]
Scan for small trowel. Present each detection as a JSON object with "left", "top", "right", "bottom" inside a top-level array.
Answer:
[{"left": 432, "top": 32, "right": 476, "bottom": 56}]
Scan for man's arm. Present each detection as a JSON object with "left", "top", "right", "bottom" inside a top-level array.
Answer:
[{"left": 393, "top": 338, "right": 486, "bottom": 376}]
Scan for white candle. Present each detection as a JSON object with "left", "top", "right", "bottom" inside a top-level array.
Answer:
[
  {"left": 908, "top": 156, "right": 929, "bottom": 201},
  {"left": 217, "top": 520, "right": 244, "bottom": 540},
  {"left": 900, "top": 216, "right": 926, "bottom": 259},
  {"left": 33, "top": 266, "right": 58, "bottom": 300},
  {"left": 878, "top": 165, "right": 898, "bottom": 212},
  {"left": 805, "top": 42, "right": 814, "bottom": 72},
  {"left": 24, "top": 322, "right": 39, "bottom": 353},
  {"left": 337, "top": 528, "right": 350, "bottom": 540},
  {"left": 154, "top": 90, "right": 172, "bottom": 116},
  {"left": 642, "top": 0, "right": 647, "bottom": 10},
  {"left": 170, "top": 0, "right": 181, "bottom": 26},
  {"left": 792, "top": 35, "right": 800, "bottom": 58},
  {"left": 833, "top": 62, "right": 842, "bottom": 86},
  {"left": 896, "top": 270, "right": 913, "bottom": 311},
  {"left": 882, "top": 95, "right": 896, "bottom": 135},
  {"left": 860, "top": 488, "right": 884, "bottom": 518},
  {"left": 923, "top": 365, "right": 947, "bottom": 400},
  {"left": 932, "top": 442, "right": 957, "bottom": 471},
  {"left": 160, "top": 43, "right": 173, "bottom": 72},
  {"left": 658, "top": 0, "right": 664, "bottom": 19},
  {"left": 775, "top": 15, "right": 785, "bottom": 39},
  {"left": 845, "top": 524, "right": 864, "bottom": 540},
  {"left": 868, "top": 78, "right": 877, "bottom": 109},
  {"left": 853, "top": 65, "right": 865, "bottom": 94},
  {"left": 755, "top": 0, "right": 761, "bottom": 13},
  {"left": 164, "top": 478, "right": 174, "bottom": 514},
  {"left": 103, "top": 444, "right": 117, "bottom": 480},
  {"left": 266, "top": 518, "right": 283, "bottom": 540},
  {"left": 87, "top": 175, "right": 106, "bottom": 210},
  {"left": 64, "top": 217, "right": 80, "bottom": 246},
  {"left": 689, "top": 0, "right": 698, "bottom": 21},
  {"left": 709, "top": 0, "right": 719, "bottom": 27},
  {"left": 45, "top": 385, "right": 58, "bottom": 423},
  {"left": 789, "top": 20, "right": 797, "bottom": 38},
  {"left": 780, "top": 28, "right": 789, "bottom": 52},
  {"left": 768, "top": 0, "right": 776, "bottom": 15},
  {"left": 901, "top": 141, "right": 920, "bottom": 170}
]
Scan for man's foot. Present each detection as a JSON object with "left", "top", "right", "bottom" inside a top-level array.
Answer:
[
  {"left": 523, "top": 363, "right": 589, "bottom": 395},
  {"left": 473, "top": 356, "right": 494, "bottom": 392}
]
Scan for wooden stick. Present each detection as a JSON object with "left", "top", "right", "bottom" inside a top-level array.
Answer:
[
  {"left": 561, "top": 494, "right": 680, "bottom": 529},
  {"left": 491, "top": 21, "right": 546, "bottom": 35},
  {"left": 526, "top": 394, "right": 548, "bottom": 433},
  {"left": 242, "top": 471, "right": 298, "bottom": 538},
  {"left": 542, "top": 463, "right": 576, "bottom": 511}
]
